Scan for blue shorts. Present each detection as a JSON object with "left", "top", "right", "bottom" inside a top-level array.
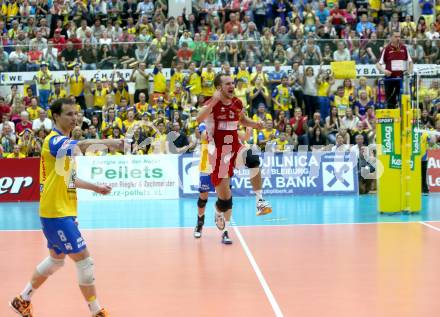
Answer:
[
  {"left": 199, "top": 173, "right": 215, "bottom": 193},
  {"left": 40, "top": 217, "right": 86, "bottom": 255}
]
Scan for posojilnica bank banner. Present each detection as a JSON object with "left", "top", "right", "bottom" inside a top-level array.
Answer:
[{"left": 179, "top": 151, "right": 358, "bottom": 197}]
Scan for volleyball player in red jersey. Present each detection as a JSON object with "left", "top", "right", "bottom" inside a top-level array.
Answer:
[{"left": 197, "top": 74, "right": 272, "bottom": 244}]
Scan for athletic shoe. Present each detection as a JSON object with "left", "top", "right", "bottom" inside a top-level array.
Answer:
[
  {"left": 256, "top": 199, "right": 272, "bottom": 216},
  {"left": 221, "top": 231, "right": 233, "bottom": 244},
  {"left": 194, "top": 215, "right": 205, "bottom": 238},
  {"left": 94, "top": 308, "right": 110, "bottom": 317},
  {"left": 9, "top": 295, "right": 33, "bottom": 317},
  {"left": 215, "top": 210, "right": 225, "bottom": 230}
]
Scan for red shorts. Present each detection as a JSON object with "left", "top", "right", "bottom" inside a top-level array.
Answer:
[{"left": 210, "top": 143, "right": 245, "bottom": 187}]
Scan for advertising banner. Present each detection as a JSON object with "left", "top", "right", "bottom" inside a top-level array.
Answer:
[
  {"left": 76, "top": 155, "right": 180, "bottom": 200},
  {"left": 427, "top": 149, "right": 440, "bottom": 193},
  {"left": 0, "top": 158, "right": 40, "bottom": 202},
  {"left": 179, "top": 151, "right": 358, "bottom": 198},
  {"left": 2, "top": 64, "right": 439, "bottom": 85}
]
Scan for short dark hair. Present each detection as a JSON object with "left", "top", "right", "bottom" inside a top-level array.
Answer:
[
  {"left": 214, "top": 73, "right": 226, "bottom": 88},
  {"left": 50, "top": 98, "right": 74, "bottom": 123}
]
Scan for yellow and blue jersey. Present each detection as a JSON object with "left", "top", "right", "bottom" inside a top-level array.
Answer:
[
  {"left": 39, "top": 128, "right": 78, "bottom": 218},
  {"left": 92, "top": 88, "right": 109, "bottom": 109},
  {"left": 197, "top": 123, "right": 215, "bottom": 193},
  {"left": 198, "top": 123, "right": 211, "bottom": 174},
  {"left": 235, "top": 67, "right": 251, "bottom": 88},
  {"left": 272, "top": 84, "right": 293, "bottom": 112},
  {"left": 201, "top": 70, "right": 215, "bottom": 97},
  {"left": 153, "top": 67, "right": 167, "bottom": 93},
  {"left": 69, "top": 74, "right": 86, "bottom": 97},
  {"left": 170, "top": 69, "right": 185, "bottom": 94},
  {"left": 330, "top": 95, "right": 353, "bottom": 117}
]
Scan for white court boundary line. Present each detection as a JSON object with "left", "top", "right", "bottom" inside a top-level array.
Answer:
[
  {"left": 0, "top": 220, "right": 432, "bottom": 232},
  {"left": 232, "top": 222, "right": 284, "bottom": 317},
  {"left": 420, "top": 221, "right": 440, "bottom": 232}
]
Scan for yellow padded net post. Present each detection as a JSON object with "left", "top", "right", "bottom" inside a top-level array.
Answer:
[{"left": 376, "top": 87, "right": 421, "bottom": 213}]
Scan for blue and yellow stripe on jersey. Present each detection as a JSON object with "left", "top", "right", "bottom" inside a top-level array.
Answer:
[{"left": 39, "top": 128, "right": 78, "bottom": 218}]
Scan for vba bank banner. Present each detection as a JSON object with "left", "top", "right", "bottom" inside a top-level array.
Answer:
[
  {"left": 0, "top": 158, "right": 40, "bottom": 202},
  {"left": 76, "top": 155, "right": 179, "bottom": 200},
  {"left": 179, "top": 152, "right": 358, "bottom": 197},
  {"left": 428, "top": 150, "right": 440, "bottom": 193}
]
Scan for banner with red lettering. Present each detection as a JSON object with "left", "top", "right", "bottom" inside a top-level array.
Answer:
[
  {"left": 0, "top": 158, "right": 40, "bottom": 202},
  {"left": 427, "top": 150, "right": 440, "bottom": 193}
]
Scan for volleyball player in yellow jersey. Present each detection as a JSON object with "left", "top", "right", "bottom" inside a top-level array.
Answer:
[
  {"left": 194, "top": 123, "right": 253, "bottom": 238},
  {"left": 10, "top": 98, "right": 122, "bottom": 317},
  {"left": 69, "top": 64, "right": 87, "bottom": 111},
  {"left": 201, "top": 62, "right": 216, "bottom": 101}
]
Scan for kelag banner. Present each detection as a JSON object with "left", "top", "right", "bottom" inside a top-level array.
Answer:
[
  {"left": 179, "top": 151, "right": 359, "bottom": 198},
  {"left": 0, "top": 158, "right": 40, "bottom": 202}
]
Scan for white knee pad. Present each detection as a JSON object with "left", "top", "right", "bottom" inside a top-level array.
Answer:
[
  {"left": 76, "top": 257, "right": 95, "bottom": 286},
  {"left": 36, "top": 256, "right": 65, "bottom": 277}
]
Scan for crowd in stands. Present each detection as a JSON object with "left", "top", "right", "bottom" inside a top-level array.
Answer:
[{"left": 0, "top": 0, "right": 439, "bottom": 171}]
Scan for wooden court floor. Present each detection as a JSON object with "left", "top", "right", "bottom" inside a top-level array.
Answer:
[{"left": 2, "top": 221, "right": 440, "bottom": 317}]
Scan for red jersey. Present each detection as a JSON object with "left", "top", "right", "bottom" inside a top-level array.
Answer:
[
  {"left": 205, "top": 97, "right": 244, "bottom": 186},
  {"left": 206, "top": 97, "right": 243, "bottom": 149},
  {"left": 379, "top": 43, "right": 412, "bottom": 78}
]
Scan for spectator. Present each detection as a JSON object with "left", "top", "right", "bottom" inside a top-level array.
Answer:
[
  {"left": 309, "top": 126, "right": 328, "bottom": 151},
  {"left": 258, "top": 119, "right": 278, "bottom": 151},
  {"left": 333, "top": 40, "right": 351, "bottom": 61},
  {"left": 354, "top": 91, "right": 375, "bottom": 118},
  {"left": 332, "top": 132, "right": 350, "bottom": 151},
  {"left": 191, "top": 33, "right": 206, "bottom": 66},
  {"left": 26, "top": 97, "right": 42, "bottom": 121},
  {"left": 316, "top": 68, "right": 334, "bottom": 119},
  {"left": 5, "top": 144, "right": 26, "bottom": 159},
  {"left": 168, "top": 121, "right": 194, "bottom": 154},
  {"left": 303, "top": 66, "right": 319, "bottom": 117},
  {"left": 97, "top": 44, "right": 116, "bottom": 69},
  {"left": 61, "top": 41, "right": 79, "bottom": 69},
  {"left": 330, "top": 86, "right": 354, "bottom": 118},
  {"left": 26, "top": 44, "right": 42, "bottom": 71},
  {"left": 35, "top": 62, "right": 52, "bottom": 109},
  {"left": 8, "top": 46, "right": 27, "bottom": 72},
  {"left": 16, "top": 111, "right": 33, "bottom": 135},
  {"left": 0, "top": 124, "right": 16, "bottom": 155},
  {"left": 272, "top": 75, "right": 295, "bottom": 118},
  {"left": 289, "top": 107, "right": 309, "bottom": 146},
  {"left": 79, "top": 40, "right": 98, "bottom": 70},
  {"left": 29, "top": 30, "right": 48, "bottom": 52}
]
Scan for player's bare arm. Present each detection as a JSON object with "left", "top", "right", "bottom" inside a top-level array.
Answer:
[
  {"left": 74, "top": 178, "right": 112, "bottom": 195},
  {"left": 239, "top": 111, "right": 264, "bottom": 130}
]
